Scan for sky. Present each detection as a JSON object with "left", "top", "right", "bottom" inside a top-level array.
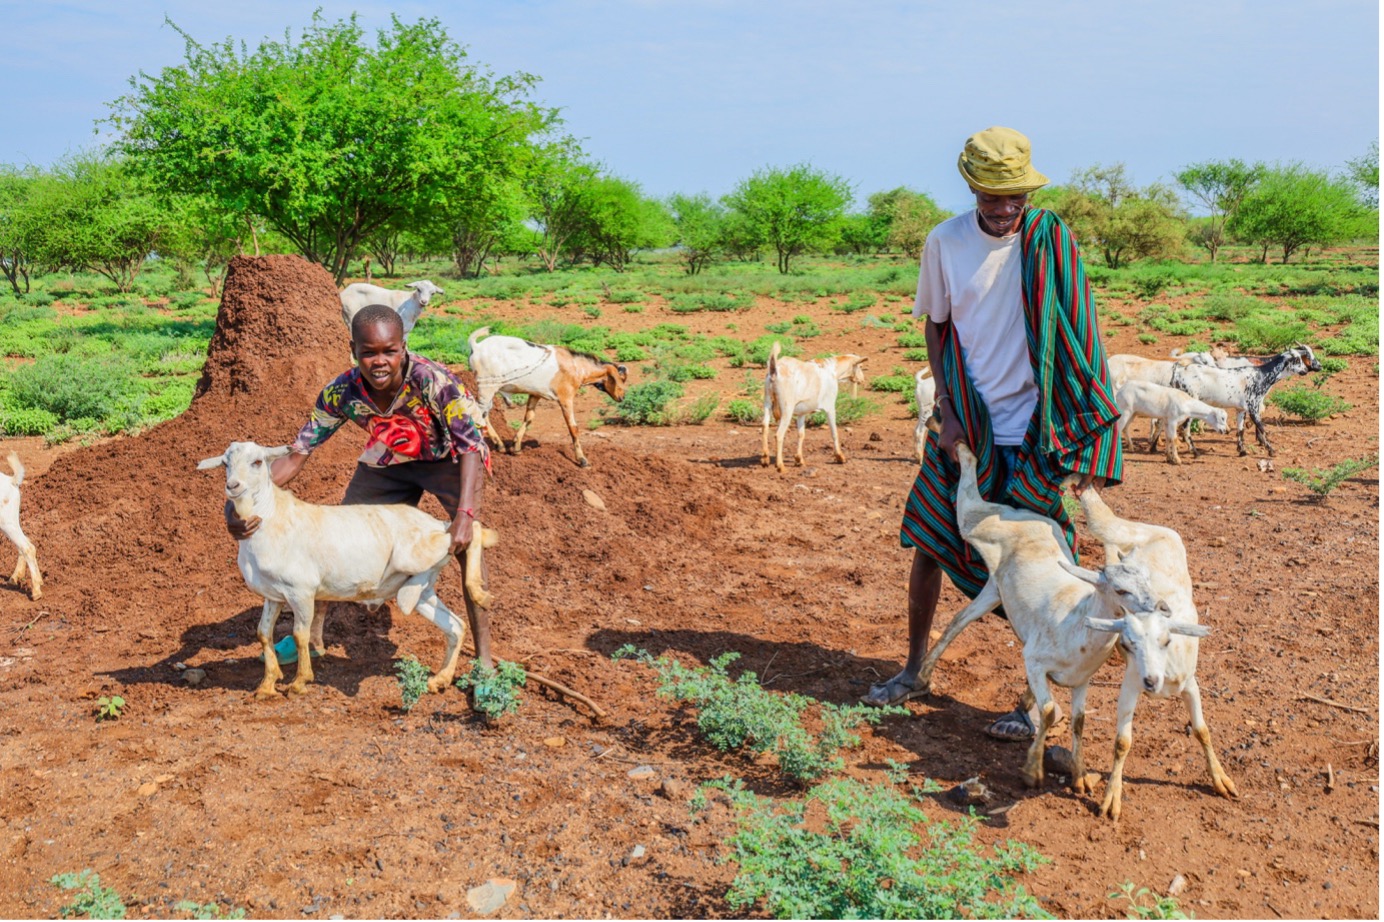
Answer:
[{"left": 1, "top": 0, "right": 1377, "bottom": 213}]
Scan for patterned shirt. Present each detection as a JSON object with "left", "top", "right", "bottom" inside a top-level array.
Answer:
[{"left": 291, "top": 352, "right": 489, "bottom": 469}]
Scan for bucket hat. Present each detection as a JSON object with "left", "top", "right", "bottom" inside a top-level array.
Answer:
[{"left": 958, "top": 126, "right": 1049, "bottom": 195}]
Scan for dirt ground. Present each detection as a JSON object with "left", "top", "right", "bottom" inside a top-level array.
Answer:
[{"left": 0, "top": 255, "right": 1378, "bottom": 920}]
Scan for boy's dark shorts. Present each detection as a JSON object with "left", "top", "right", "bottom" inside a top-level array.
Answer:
[{"left": 342, "top": 460, "right": 461, "bottom": 519}]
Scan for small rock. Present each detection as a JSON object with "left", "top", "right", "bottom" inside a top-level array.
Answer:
[
  {"left": 543, "top": 736, "right": 566, "bottom": 748},
  {"left": 154, "top": 774, "right": 173, "bottom": 784},
  {"left": 630, "top": 845, "right": 646, "bottom": 860},
  {"left": 581, "top": 489, "right": 607, "bottom": 512},
  {"left": 946, "top": 776, "right": 990, "bottom": 806},
  {"left": 465, "top": 878, "right": 517, "bottom": 916},
  {"left": 869, "top": 432, "right": 883, "bottom": 442},
  {"left": 1168, "top": 874, "right": 1188, "bottom": 896},
  {"left": 182, "top": 668, "right": 206, "bottom": 687},
  {"left": 1043, "top": 746, "right": 1075, "bottom": 776},
  {"left": 137, "top": 782, "right": 158, "bottom": 798},
  {"left": 1256, "top": 459, "right": 1274, "bottom": 473},
  {"left": 172, "top": 662, "right": 187, "bottom": 671},
  {"left": 1208, "top": 536, "right": 1227, "bottom": 547},
  {"left": 627, "top": 765, "right": 657, "bottom": 781},
  {"left": 657, "top": 779, "right": 688, "bottom": 801},
  {"left": 1236, "top": 868, "right": 1251, "bottom": 878}
]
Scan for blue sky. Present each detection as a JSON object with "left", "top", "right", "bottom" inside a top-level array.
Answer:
[{"left": 2, "top": 0, "right": 1377, "bottom": 212}]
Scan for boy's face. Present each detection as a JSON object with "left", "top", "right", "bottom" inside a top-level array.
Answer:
[{"left": 351, "top": 321, "right": 407, "bottom": 395}]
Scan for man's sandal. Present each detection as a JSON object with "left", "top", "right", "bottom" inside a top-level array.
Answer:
[
  {"left": 984, "top": 707, "right": 1035, "bottom": 741},
  {"left": 862, "top": 673, "right": 928, "bottom": 707}
]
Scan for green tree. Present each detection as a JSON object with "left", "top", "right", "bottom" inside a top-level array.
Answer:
[
  {"left": 1175, "top": 159, "right": 1265, "bottom": 262},
  {"left": 1036, "top": 164, "right": 1186, "bottom": 269},
  {"left": 19, "top": 153, "right": 165, "bottom": 292},
  {"left": 0, "top": 165, "right": 39, "bottom": 294},
  {"left": 1346, "top": 141, "right": 1379, "bottom": 207},
  {"left": 1229, "top": 163, "right": 1363, "bottom": 263},
  {"left": 666, "top": 192, "right": 726, "bottom": 275},
  {"left": 836, "top": 212, "right": 883, "bottom": 255},
  {"left": 160, "top": 194, "right": 244, "bottom": 296},
  {"left": 881, "top": 188, "right": 951, "bottom": 259},
  {"left": 723, "top": 163, "right": 853, "bottom": 273},
  {"left": 574, "top": 174, "right": 673, "bottom": 272},
  {"left": 109, "top": 13, "right": 554, "bottom": 284},
  {"left": 526, "top": 142, "right": 597, "bottom": 271}
]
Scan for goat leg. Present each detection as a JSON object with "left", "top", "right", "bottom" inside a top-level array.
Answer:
[
  {"left": 1181, "top": 676, "right": 1238, "bottom": 800},
  {"left": 255, "top": 600, "right": 285, "bottom": 699},
  {"left": 464, "top": 522, "right": 499, "bottom": 609},
  {"left": 1070, "top": 684, "right": 1094, "bottom": 795},
  {"left": 914, "top": 579, "right": 1000, "bottom": 691},
  {"left": 1021, "top": 671, "right": 1056, "bottom": 789},
  {"left": 285, "top": 595, "right": 317, "bottom": 695},
  {"left": 1101, "top": 670, "right": 1144, "bottom": 821}
]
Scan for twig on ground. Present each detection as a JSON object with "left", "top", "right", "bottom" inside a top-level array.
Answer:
[
  {"left": 11, "top": 610, "right": 47, "bottom": 634},
  {"left": 1351, "top": 817, "right": 1378, "bottom": 827},
  {"left": 1299, "top": 693, "right": 1373, "bottom": 714},
  {"left": 762, "top": 667, "right": 822, "bottom": 687},
  {"left": 1325, "top": 763, "right": 1335, "bottom": 792},
  {"left": 527, "top": 672, "right": 609, "bottom": 721}
]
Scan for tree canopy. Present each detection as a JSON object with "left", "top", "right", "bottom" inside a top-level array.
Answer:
[
  {"left": 1036, "top": 163, "right": 1186, "bottom": 269},
  {"left": 1175, "top": 159, "right": 1265, "bottom": 262},
  {"left": 722, "top": 164, "right": 852, "bottom": 273},
  {"left": 1229, "top": 163, "right": 1363, "bottom": 263},
  {"left": 108, "top": 13, "right": 556, "bottom": 283}
]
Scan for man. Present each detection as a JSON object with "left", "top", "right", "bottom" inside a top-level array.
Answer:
[
  {"left": 227, "top": 303, "right": 494, "bottom": 668},
  {"left": 864, "top": 127, "right": 1123, "bottom": 741}
]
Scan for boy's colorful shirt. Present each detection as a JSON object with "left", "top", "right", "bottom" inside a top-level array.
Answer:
[{"left": 291, "top": 353, "right": 490, "bottom": 469}]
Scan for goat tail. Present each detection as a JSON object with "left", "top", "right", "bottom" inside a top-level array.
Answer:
[
  {"left": 767, "top": 340, "right": 781, "bottom": 376},
  {"left": 4, "top": 451, "right": 22, "bottom": 485},
  {"left": 468, "top": 326, "right": 491, "bottom": 354}
]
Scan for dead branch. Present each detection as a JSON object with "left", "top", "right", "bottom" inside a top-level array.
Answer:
[
  {"left": 527, "top": 672, "right": 609, "bottom": 722},
  {"left": 10, "top": 610, "right": 48, "bottom": 634},
  {"left": 1299, "top": 693, "right": 1374, "bottom": 715}
]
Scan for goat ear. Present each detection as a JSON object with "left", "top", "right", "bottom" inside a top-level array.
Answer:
[
  {"left": 1085, "top": 616, "right": 1124, "bottom": 634},
  {"left": 196, "top": 455, "right": 226, "bottom": 470},
  {"left": 266, "top": 445, "right": 292, "bottom": 460},
  {"left": 1058, "top": 558, "right": 1104, "bottom": 586},
  {"left": 1169, "top": 622, "right": 1211, "bottom": 638},
  {"left": 616, "top": 364, "right": 628, "bottom": 381}
]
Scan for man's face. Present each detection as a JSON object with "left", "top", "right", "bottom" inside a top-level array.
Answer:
[
  {"left": 973, "top": 189, "right": 1028, "bottom": 237},
  {"left": 351, "top": 322, "right": 407, "bottom": 395}
]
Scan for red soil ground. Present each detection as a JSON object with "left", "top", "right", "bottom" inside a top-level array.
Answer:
[{"left": 0, "top": 255, "right": 1377, "bottom": 919}]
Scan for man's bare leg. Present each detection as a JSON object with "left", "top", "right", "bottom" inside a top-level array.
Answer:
[{"left": 863, "top": 550, "right": 940, "bottom": 705}]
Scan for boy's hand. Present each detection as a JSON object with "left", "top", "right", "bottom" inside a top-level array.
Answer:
[
  {"left": 225, "top": 500, "right": 261, "bottom": 540},
  {"left": 449, "top": 511, "right": 477, "bottom": 555}
]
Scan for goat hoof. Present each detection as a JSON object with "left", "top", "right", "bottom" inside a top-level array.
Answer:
[
  {"left": 577, "top": 458, "right": 589, "bottom": 468},
  {"left": 427, "top": 675, "right": 453, "bottom": 694},
  {"left": 253, "top": 686, "right": 281, "bottom": 700},
  {"left": 287, "top": 682, "right": 312, "bottom": 696}
]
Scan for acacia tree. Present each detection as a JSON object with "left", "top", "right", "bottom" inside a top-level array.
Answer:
[
  {"left": 19, "top": 153, "right": 166, "bottom": 292},
  {"left": 722, "top": 164, "right": 852, "bottom": 273},
  {"left": 878, "top": 188, "right": 950, "bottom": 259},
  {"left": 526, "top": 142, "right": 597, "bottom": 271},
  {"left": 573, "top": 175, "right": 672, "bottom": 272},
  {"left": 160, "top": 194, "right": 245, "bottom": 296},
  {"left": 1175, "top": 159, "right": 1265, "bottom": 262},
  {"left": 1346, "top": 141, "right": 1379, "bottom": 207},
  {"left": 0, "top": 166, "right": 39, "bottom": 294},
  {"left": 666, "top": 193, "right": 726, "bottom": 275},
  {"left": 1229, "top": 164, "right": 1362, "bottom": 263},
  {"left": 1036, "top": 164, "right": 1186, "bottom": 269},
  {"left": 108, "top": 14, "right": 555, "bottom": 283}
]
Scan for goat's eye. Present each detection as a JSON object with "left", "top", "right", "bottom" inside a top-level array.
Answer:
[{"left": 252, "top": 459, "right": 263, "bottom": 467}]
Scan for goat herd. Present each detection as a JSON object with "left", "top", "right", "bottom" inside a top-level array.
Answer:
[{"left": 0, "top": 279, "right": 1325, "bottom": 822}]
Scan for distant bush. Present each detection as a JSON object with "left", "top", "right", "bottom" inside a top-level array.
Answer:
[
  {"left": 833, "top": 291, "right": 877, "bottom": 313},
  {"left": 1233, "top": 316, "right": 1310, "bottom": 353},
  {"left": 5, "top": 354, "right": 140, "bottom": 425},
  {"left": 1282, "top": 455, "right": 1377, "bottom": 501},
  {"left": 0, "top": 406, "right": 59, "bottom": 436},
  {"left": 897, "top": 331, "right": 927, "bottom": 348},
  {"left": 1268, "top": 386, "right": 1351, "bottom": 422},
  {"left": 808, "top": 394, "right": 878, "bottom": 426},
  {"left": 610, "top": 380, "right": 683, "bottom": 425},
  {"left": 606, "top": 289, "right": 644, "bottom": 303},
  {"left": 682, "top": 393, "right": 720, "bottom": 425},
  {"left": 746, "top": 336, "right": 800, "bottom": 366},
  {"left": 669, "top": 292, "right": 752, "bottom": 313},
  {"left": 869, "top": 373, "right": 914, "bottom": 394},
  {"left": 725, "top": 398, "right": 762, "bottom": 425}
]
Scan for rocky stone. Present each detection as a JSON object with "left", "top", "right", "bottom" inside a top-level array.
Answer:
[
  {"left": 137, "top": 782, "right": 158, "bottom": 797},
  {"left": 465, "top": 878, "right": 517, "bottom": 916},
  {"left": 1168, "top": 874, "right": 1188, "bottom": 896},
  {"left": 543, "top": 736, "right": 566, "bottom": 748},
  {"left": 945, "top": 776, "right": 990, "bottom": 806},
  {"left": 657, "top": 778, "right": 688, "bottom": 801},
  {"left": 1043, "top": 746, "right": 1075, "bottom": 776},
  {"left": 627, "top": 765, "right": 656, "bottom": 781},
  {"left": 582, "top": 489, "right": 607, "bottom": 512},
  {"left": 183, "top": 668, "right": 206, "bottom": 687}
]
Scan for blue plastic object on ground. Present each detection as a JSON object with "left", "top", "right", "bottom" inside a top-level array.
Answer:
[{"left": 259, "top": 636, "right": 321, "bottom": 665}]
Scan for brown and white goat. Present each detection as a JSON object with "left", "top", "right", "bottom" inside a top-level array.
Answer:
[
  {"left": 0, "top": 452, "right": 40, "bottom": 600},
  {"left": 468, "top": 327, "right": 628, "bottom": 467}
]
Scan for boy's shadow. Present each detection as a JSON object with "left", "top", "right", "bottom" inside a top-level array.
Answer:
[{"left": 100, "top": 602, "right": 401, "bottom": 697}]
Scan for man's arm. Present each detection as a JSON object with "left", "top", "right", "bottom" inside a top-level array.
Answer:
[{"left": 924, "top": 318, "right": 967, "bottom": 462}]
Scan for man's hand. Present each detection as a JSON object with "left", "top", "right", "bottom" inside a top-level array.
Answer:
[
  {"left": 225, "top": 500, "right": 262, "bottom": 540},
  {"left": 1071, "top": 471, "right": 1107, "bottom": 497},
  {"left": 936, "top": 399, "right": 968, "bottom": 462}
]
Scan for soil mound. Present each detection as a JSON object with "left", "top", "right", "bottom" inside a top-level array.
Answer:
[{"left": 13, "top": 255, "right": 737, "bottom": 640}]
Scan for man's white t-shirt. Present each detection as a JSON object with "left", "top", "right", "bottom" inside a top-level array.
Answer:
[{"left": 912, "top": 210, "right": 1038, "bottom": 445}]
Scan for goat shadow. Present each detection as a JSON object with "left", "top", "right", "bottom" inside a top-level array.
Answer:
[{"left": 99, "top": 601, "right": 402, "bottom": 698}]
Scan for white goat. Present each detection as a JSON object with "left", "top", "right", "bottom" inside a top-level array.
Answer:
[
  {"left": 0, "top": 452, "right": 41, "bottom": 600},
  {"left": 1167, "top": 344, "right": 1319, "bottom": 456},
  {"left": 197, "top": 441, "right": 496, "bottom": 699},
  {"left": 467, "top": 328, "right": 628, "bottom": 468},
  {"left": 759, "top": 342, "right": 861, "bottom": 472},
  {"left": 912, "top": 368, "right": 938, "bottom": 464},
  {"left": 1115, "top": 380, "right": 1229, "bottom": 464},
  {"left": 339, "top": 280, "right": 444, "bottom": 335},
  {"left": 911, "top": 444, "right": 1233, "bottom": 819}
]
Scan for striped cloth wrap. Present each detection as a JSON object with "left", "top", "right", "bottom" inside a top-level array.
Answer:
[{"left": 900, "top": 207, "right": 1124, "bottom": 601}]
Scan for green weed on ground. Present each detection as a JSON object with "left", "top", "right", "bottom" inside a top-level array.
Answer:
[
  {"left": 394, "top": 656, "right": 431, "bottom": 712},
  {"left": 455, "top": 659, "right": 526, "bottom": 722},
  {"left": 52, "top": 870, "right": 127, "bottom": 919},
  {"left": 1281, "top": 455, "right": 1378, "bottom": 501},
  {"left": 1268, "top": 386, "right": 1352, "bottom": 422},
  {"left": 693, "top": 776, "right": 1050, "bottom": 919},
  {"left": 1108, "top": 881, "right": 1190, "bottom": 920}
]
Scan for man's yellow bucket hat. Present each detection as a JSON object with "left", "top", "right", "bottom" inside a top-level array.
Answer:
[{"left": 957, "top": 126, "right": 1049, "bottom": 195}]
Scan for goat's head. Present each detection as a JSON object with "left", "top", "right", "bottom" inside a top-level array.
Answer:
[
  {"left": 1062, "top": 557, "right": 1208, "bottom": 695},
  {"left": 593, "top": 363, "right": 629, "bottom": 401},
  {"left": 197, "top": 441, "right": 291, "bottom": 518},
  {"left": 407, "top": 280, "right": 444, "bottom": 306},
  {"left": 1291, "top": 342, "right": 1322, "bottom": 372},
  {"left": 1208, "top": 408, "right": 1229, "bottom": 433}
]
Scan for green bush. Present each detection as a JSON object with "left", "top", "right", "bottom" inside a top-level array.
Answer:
[
  {"left": 606, "top": 289, "right": 644, "bottom": 304},
  {"left": 610, "top": 380, "right": 683, "bottom": 425},
  {"left": 613, "top": 647, "right": 905, "bottom": 785},
  {"left": 808, "top": 394, "right": 878, "bottom": 426},
  {"left": 683, "top": 393, "right": 720, "bottom": 424},
  {"left": 833, "top": 291, "right": 877, "bottom": 313},
  {"left": 897, "top": 331, "right": 928, "bottom": 349},
  {"left": 5, "top": 353, "right": 141, "bottom": 425},
  {"left": 1137, "top": 333, "right": 1158, "bottom": 345},
  {"left": 1267, "top": 386, "right": 1351, "bottom": 422},
  {"left": 455, "top": 659, "right": 526, "bottom": 721},
  {"left": 394, "top": 656, "right": 431, "bottom": 712},
  {"left": 669, "top": 292, "right": 752, "bottom": 313},
  {"left": 746, "top": 336, "right": 800, "bottom": 366},
  {"left": 1107, "top": 882, "right": 1188, "bottom": 920},
  {"left": 0, "top": 406, "right": 60, "bottom": 436},
  {"left": 725, "top": 398, "right": 762, "bottom": 425},
  {"left": 902, "top": 348, "right": 929, "bottom": 363},
  {"left": 869, "top": 372, "right": 914, "bottom": 394},
  {"left": 693, "top": 777, "right": 1050, "bottom": 919},
  {"left": 1282, "top": 455, "right": 1377, "bottom": 500},
  {"left": 1233, "top": 316, "right": 1310, "bottom": 353},
  {"left": 51, "top": 870, "right": 126, "bottom": 919}
]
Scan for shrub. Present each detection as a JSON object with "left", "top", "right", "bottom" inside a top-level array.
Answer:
[
  {"left": 808, "top": 394, "right": 878, "bottom": 426},
  {"left": 1137, "top": 333, "right": 1158, "bottom": 345},
  {"left": 1108, "top": 882, "right": 1189, "bottom": 920},
  {"left": 455, "top": 659, "right": 526, "bottom": 721},
  {"left": 394, "top": 656, "right": 431, "bottom": 712},
  {"left": 1233, "top": 316, "right": 1310, "bottom": 353},
  {"left": 606, "top": 289, "right": 644, "bottom": 303},
  {"left": 582, "top": 305, "right": 602, "bottom": 319},
  {"left": 725, "top": 398, "right": 762, "bottom": 425},
  {"left": 1282, "top": 455, "right": 1377, "bottom": 500},
  {"left": 682, "top": 393, "right": 720, "bottom": 425},
  {"left": 1267, "top": 387, "right": 1351, "bottom": 422},
  {"left": 902, "top": 348, "right": 929, "bottom": 363},
  {"left": 897, "top": 331, "right": 928, "bottom": 348},
  {"left": 0, "top": 406, "right": 59, "bottom": 436},
  {"left": 1317, "top": 357, "right": 1348, "bottom": 375},
  {"left": 869, "top": 373, "right": 914, "bottom": 394},
  {"left": 51, "top": 870, "right": 126, "bottom": 919},
  {"left": 613, "top": 647, "right": 905, "bottom": 785},
  {"left": 746, "top": 336, "right": 800, "bottom": 366},
  {"left": 610, "top": 380, "right": 683, "bottom": 425},
  {"left": 5, "top": 353, "right": 140, "bottom": 424},
  {"left": 669, "top": 292, "right": 752, "bottom": 313},
  {"left": 693, "top": 776, "right": 1049, "bottom": 919},
  {"left": 833, "top": 291, "right": 877, "bottom": 313}
]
